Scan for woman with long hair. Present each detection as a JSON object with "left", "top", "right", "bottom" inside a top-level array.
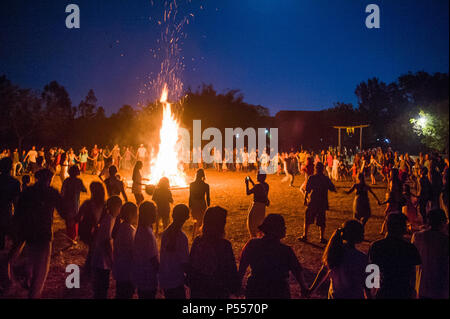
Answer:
[
  {"left": 77, "top": 182, "right": 106, "bottom": 274},
  {"left": 368, "top": 154, "right": 382, "bottom": 185},
  {"left": 245, "top": 173, "right": 270, "bottom": 237},
  {"left": 152, "top": 177, "right": 174, "bottom": 235},
  {"left": 187, "top": 206, "right": 239, "bottom": 299},
  {"left": 308, "top": 220, "right": 369, "bottom": 299},
  {"left": 189, "top": 169, "right": 210, "bottom": 240},
  {"left": 112, "top": 202, "right": 137, "bottom": 299},
  {"left": 378, "top": 168, "right": 405, "bottom": 234},
  {"left": 345, "top": 173, "right": 380, "bottom": 227},
  {"left": 132, "top": 201, "right": 159, "bottom": 299},
  {"left": 131, "top": 161, "right": 147, "bottom": 206}
]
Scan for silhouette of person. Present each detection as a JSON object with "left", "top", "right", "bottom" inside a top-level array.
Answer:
[
  {"left": 238, "top": 214, "right": 307, "bottom": 299},
  {"left": 368, "top": 213, "right": 421, "bottom": 299},
  {"left": 61, "top": 165, "right": 87, "bottom": 244},
  {"left": 412, "top": 209, "right": 449, "bottom": 299},
  {"left": 188, "top": 206, "right": 239, "bottom": 299},
  {"left": 0, "top": 157, "right": 21, "bottom": 250},
  {"left": 189, "top": 169, "right": 210, "bottom": 240},
  {"left": 345, "top": 173, "right": 380, "bottom": 227},
  {"left": 8, "top": 169, "right": 62, "bottom": 298},
  {"left": 300, "top": 162, "right": 337, "bottom": 243},
  {"left": 245, "top": 173, "right": 269, "bottom": 237},
  {"left": 308, "top": 220, "right": 370, "bottom": 299},
  {"left": 103, "top": 165, "right": 128, "bottom": 202}
]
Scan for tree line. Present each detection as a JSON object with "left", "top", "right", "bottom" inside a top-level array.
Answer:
[{"left": 0, "top": 71, "right": 448, "bottom": 153}]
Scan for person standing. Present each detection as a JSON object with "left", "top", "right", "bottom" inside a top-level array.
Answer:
[
  {"left": 245, "top": 173, "right": 269, "bottom": 238},
  {"left": 238, "top": 214, "right": 307, "bottom": 299},
  {"left": 25, "top": 146, "right": 38, "bottom": 174},
  {"left": 111, "top": 145, "right": 121, "bottom": 169},
  {"left": 132, "top": 201, "right": 159, "bottom": 299},
  {"left": 12, "top": 149, "right": 21, "bottom": 177},
  {"left": 8, "top": 169, "right": 62, "bottom": 298},
  {"left": 368, "top": 213, "right": 421, "bottom": 299},
  {"left": 102, "top": 165, "right": 128, "bottom": 202},
  {"left": 189, "top": 169, "right": 210, "bottom": 240},
  {"left": 152, "top": 177, "right": 174, "bottom": 235},
  {"left": 188, "top": 206, "right": 239, "bottom": 299},
  {"left": 284, "top": 152, "right": 298, "bottom": 187},
  {"left": 345, "top": 173, "right": 380, "bottom": 227},
  {"left": 159, "top": 204, "right": 190, "bottom": 299},
  {"left": 0, "top": 158, "right": 21, "bottom": 250},
  {"left": 299, "top": 162, "right": 337, "bottom": 243},
  {"left": 78, "top": 147, "right": 89, "bottom": 173},
  {"left": 90, "top": 145, "right": 99, "bottom": 175},
  {"left": 61, "top": 165, "right": 87, "bottom": 245},
  {"left": 428, "top": 162, "right": 443, "bottom": 210},
  {"left": 91, "top": 196, "right": 122, "bottom": 299},
  {"left": 131, "top": 161, "right": 147, "bottom": 206},
  {"left": 412, "top": 209, "right": 449, "bottom": 299},
  {"left": 308, "top": 220, "right": 369, "bottom": 299},
  {"left": 112, "top": 202, "right": 137, "bottom": 299},
  {"left": 136, "top": 144, "right": 147, "bottom": 163},
  {"left": 77, "top": 182, "right": 106, "bottom": 274},
  {"left": 418, "top": 167, "right": 432, "bottom": 225}
]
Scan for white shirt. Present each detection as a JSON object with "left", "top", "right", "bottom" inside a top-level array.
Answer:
[
  {"left": 26, "top": 150, "right": 38, "bottom": 163},
  {"left": 137, "top": 147, "right": 147, "bottom": 159}
]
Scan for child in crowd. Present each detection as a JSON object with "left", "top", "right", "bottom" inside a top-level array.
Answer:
[
  {"left": 112, "top": 202, "right": 137, "bottom": 299},
  {"left": 159, "top": 204, "right": 190, "bottom": 299},
  {"left": 132, "top": 201, "right": 159, "bottom": 299},
  {"left": 91, "top": 196, "right": 122, "bottom": 299},
  {"left": 152, "top": 177, "right": 174, "bottom": 235}
]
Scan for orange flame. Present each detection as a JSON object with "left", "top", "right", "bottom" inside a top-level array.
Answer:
[{"left": 148, "top": 85, "right": 187, "bottom": 187}]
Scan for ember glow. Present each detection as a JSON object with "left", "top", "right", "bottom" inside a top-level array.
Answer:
[{"left": 148, "top": 84, "right": 187, "bottom": 187}]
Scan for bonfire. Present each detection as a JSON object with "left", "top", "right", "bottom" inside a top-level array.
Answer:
[{"left": 147, "top": 84, "right": 188, "bottom": 188}]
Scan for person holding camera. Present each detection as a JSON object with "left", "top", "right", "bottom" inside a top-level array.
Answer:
[{"left": 246, "top": 173, "right": 270, "bottom": 238}]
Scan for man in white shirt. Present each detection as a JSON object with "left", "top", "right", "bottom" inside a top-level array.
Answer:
[
  {"left": 136, "top": 144, "right": 147, "bottom": 162},
  {"left": 25, "top": 146, "right": 38, "bottom": 173}
]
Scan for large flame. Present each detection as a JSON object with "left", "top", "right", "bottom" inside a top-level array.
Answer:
[{"left": 148, "top": 85, "right": 187, "bottom": 187}]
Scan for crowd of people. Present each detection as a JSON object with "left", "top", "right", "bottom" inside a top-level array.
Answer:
[{"left": 0, "top": 143, "right": 448, "bottom": 299}]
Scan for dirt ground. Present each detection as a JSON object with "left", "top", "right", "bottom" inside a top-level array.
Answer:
[{"left": 0, "top": 169, "right": 390, "bottom": 299}]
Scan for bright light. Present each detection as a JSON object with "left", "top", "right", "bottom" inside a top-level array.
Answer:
[
  {"left": 417, "top": 116, "right": 427, "bottom": 128},
  {"left": 147, "top": 84, "right": 187, "bottom": 187}
]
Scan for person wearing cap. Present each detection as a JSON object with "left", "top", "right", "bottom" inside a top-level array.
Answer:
[
  {"left": 412, "top": 209, "right": 449, "bottom": 299},
  {"left": 299, "top": 161, "right": 337, "bottom": 244},
  {"left": 238, "top": 214, "right": 307, "bottom": 298}
]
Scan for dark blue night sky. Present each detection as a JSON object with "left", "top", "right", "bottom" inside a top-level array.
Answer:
[{"left": 1, "top": 0, "right": 448, "bottom": 115}]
